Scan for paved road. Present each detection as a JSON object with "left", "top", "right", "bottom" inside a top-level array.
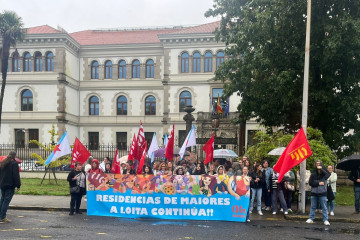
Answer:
[{"left": 0, "top": 210, "right": 359, "bottom": 240}]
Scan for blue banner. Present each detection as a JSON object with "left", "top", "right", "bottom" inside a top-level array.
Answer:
[{"left": 87, "top": 173, "right": 250, "bottom": 222}]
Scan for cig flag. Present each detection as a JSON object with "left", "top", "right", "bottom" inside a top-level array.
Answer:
[
  {"left": 165, "top": 124, "right": 175, "bottom": 161},
  {"left": 45, "top": 131, "right": 72, "bottom": 165},
  {"left": 203, "top": 133, "right": 215, "bottom": 165},
  {"left": 111, "top": 149, "right": 121, "bottom": 174},
  {"left": 71, "top": 137, "right": 91, "bottom": 168},
  {"left": 137, "top": 141, "right": 147, "bottom": 174},
  {"left": 273, "top": 127, "right": 312, "bottom": 182},
  {"left": 128, "top": 134, "right": 137, "bottom": 161},
  {"left": 179, "top": 125, "right": 196, "bottom": 159}
]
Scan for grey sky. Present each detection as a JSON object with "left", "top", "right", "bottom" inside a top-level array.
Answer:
[{"left": 0, "top": 0, "right": 219, "bottom": 33}]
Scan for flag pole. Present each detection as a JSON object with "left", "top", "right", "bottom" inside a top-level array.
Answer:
[{"left": 299, "top": 0, "right": 311, "bottom": 214}]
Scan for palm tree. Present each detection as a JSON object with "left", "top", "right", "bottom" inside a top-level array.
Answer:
[{"left": 0, "top": 10, "right": 25, "bottom": 132}]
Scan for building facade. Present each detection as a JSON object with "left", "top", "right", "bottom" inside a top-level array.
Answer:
[{"left": 1, "top": 22, "right": 260, "bottom": 153}]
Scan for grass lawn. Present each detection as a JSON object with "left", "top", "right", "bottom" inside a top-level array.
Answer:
[
  {"left": 16, "top": 178, "right": 69, "bottom": 196},
  {"left": 335, "top": 185, "right": 354, "bottom": 206}
]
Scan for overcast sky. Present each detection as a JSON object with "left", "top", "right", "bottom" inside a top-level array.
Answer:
[{"left": 0, "top": 0, "right": 219, "bottom": 33}]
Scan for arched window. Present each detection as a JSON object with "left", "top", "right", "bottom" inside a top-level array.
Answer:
[
  {"left": 46, "top": 52, "right": 54, "bottom": 71},
  {"left": 91, "top": 61, "right": 99, "bottom": 79},
  {"left": 23, "top": 52, "right": 31, "bottom": 72},
  {"left": 193, "top": 52, "right": 201, "bottom": 72},
  {"left": 34, "top": 52, "right": 43, "bottom": 72},
  {"left": 117, "top": 96, "right": 127, "bottom": 115},
  {"left": 12, "top": 52, "right": 20, "bottom": 72},
  {"left": 105, "top": 60, "right": 113, "bottom": 79},
  {"left": 118, "top": 60, "right": 126, "bottom": 79},
  {"left": 181, "top": 52, "right": 189, "bottom": 73},
  {"left": 179, "top": 91, "right": 192, "bottom": 112},
  {"left": 216, "top": 51, "right": 225, "bottom": 69},
  {"left": 21, "top": 89, "right": 33, "bottom": 111},
  {"left": 89, "top": 96, "right": 99, "bottom": 115},
  {"left": 145, "top": 95, "right": 156, "bottom": 115},
  {"left": 146, "top": 59, "right": 154, "bottom": 78},
  {"left": 132, "top": 60, "right": 140, "bottom": 78},
  {"left": 204, "top": 51, "right": 212, "bottom": 72}
]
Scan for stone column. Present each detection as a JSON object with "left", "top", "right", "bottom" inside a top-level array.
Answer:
[
  {"left": 189, "top": 55, "right": 193, "bottom": 73},
  {"left": 83, "top": 58, "right": 90, "bottom": 80},
  {"left": 42, "top": 55, "right": 46, "bottom": 71},
  {"left": 126, "top": 64, "right": 131, "bottom": 79},
  {"left": 112, "top": 63, "right": 118, "bottom": 80},
  {"left": 154, "top": 56, "right": 161, "bottom": 79},
  {"left": 212, "top": 55, "right": 217, "bottom": 72},
  {"left": 19, "top": 57, "right": 24, "bottom": 72},
  {"left": 140, "top": 63, "right": 145, "bottom": 79},
  {"left": 8, "top": 57, "right": 13, "bottom": 72},
  {"left": 200, "top": 55, "right": 205, "bottom": 72},
  {"left": 99, "top": 64, "right": 104, "bottom": 80}
]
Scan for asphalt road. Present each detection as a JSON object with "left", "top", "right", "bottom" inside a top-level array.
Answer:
[{"left": 0, "top": 210, "right": 359, "bottom": 240}]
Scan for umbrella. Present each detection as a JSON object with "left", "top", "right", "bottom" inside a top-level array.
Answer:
[
  {"left": 0, "top": 155, "right": 22, "bottom": 164},
  {"left": 119, "top": 155, "right": 128, "bottom": 164},
  {"left": 336, "top": 154, "right": 360, "bottom": 171},
  {"left": 153, "top": 147, "right": 189, "bottom": 157},
  {"left": 268, "top": 147, "right": 286, "bottom": 156},
  {"left": 213, "top": 149, "right": 238, "bottom": 159}
]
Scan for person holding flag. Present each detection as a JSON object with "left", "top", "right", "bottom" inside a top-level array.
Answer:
[{"left": 71, "top": 138, "right": 91, "bottom": 169}]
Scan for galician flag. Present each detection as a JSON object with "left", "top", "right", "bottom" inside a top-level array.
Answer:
[
  {"left": 147, "top": 133, "right": 159, "bottom": 163},
  {"left": 45, "top": 131, "right": 72, "bottom": 165},
  {"left": 179, "top": 125, "right": 196, "bottom": 159}
]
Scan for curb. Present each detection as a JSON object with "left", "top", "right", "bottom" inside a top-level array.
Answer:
[
  {"left": 285, "top": 214, "right": 360, "bottom": 223},
  {"left": 9, "top": 205, "right": 86, "bottom": 213}
]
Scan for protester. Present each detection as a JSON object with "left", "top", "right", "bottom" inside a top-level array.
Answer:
[
  {"left": 207, "top": 163, "right": 217, "bottom": 175},
  {"left": 244, "top": 159, "right": 251, "bottom": 171},
  {"left": 326, "top": 165, "right": 337, "bottom": 216},
  {"left": 270, "top": 170, "right": 288, "bottom": 215},
  {"left": 123, "top": 161, "right": 135, "bottom": 175},
  {"left": 262, "top": 160, "right": 273, "bottom": 211},
  {"left": 249, "top": 163, "right": 264, "bottom": 215},
  {"left": 157, "top": 162, "right": 168, "bottom": 175},
  {"left": 174, "top": 166, "right": 185, "bottom": 175},
  {"left": 104, "top": 162, "right": 112, "bottom": 173},
  {"left": 232, "top": 162, "right": 242, "bottom": 176},
  {"left": 0, "top": 151, "right": 21, "bottom": 222},
  {"left": 167, "top": 161, "right": 174, "bottom": 173},
  {"left": 241, "top": 166, "right": 252, "bottom": 222},
  {"left": 217, "top": 165, "right": 229, "bottom": 185},
  {"left": 192, "top": 163, "right": 206, "bottom": 175},
  {"left": 67, "top": 161, "right": 86, "bottom": 215},
  {"left": 84, "top": 156, "right": 93, "bottom": 173},
  {"left": 306, "top": 160, "right": 331, "bottom": 225},
  {"left": 283, "top": 170, "right": 295, "bottom": 213},
  {"left": 100, "top": 157, "right": 111, "bottom": 172},
  {"left": 296, "top": 169, "right": 311, "bottom": 205},
  {"left": 90, "top": 159, "right": 103, "bottom": 174},
  {"left": 142, "top": 165, "right": 153, "bottom": 176},
  {"left": 348, "top": 163, "right": 360, "bottom": 214}
]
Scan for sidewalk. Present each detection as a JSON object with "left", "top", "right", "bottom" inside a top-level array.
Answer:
[{"left": 9, "top": 195, "right": 360, "bottom": 223}]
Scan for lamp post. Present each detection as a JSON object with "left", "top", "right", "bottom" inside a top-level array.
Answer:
[{"left": 183, "top": 105, "right": 195, "bottom": 151}]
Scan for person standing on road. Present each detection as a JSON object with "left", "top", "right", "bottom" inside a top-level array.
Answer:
[
  {"left": 348, "top": 163, "right": 360, "bottom": 214},
  {"left": 249, "top": 163, "right": 264, "bottom": 215},
  {"left": 262, "top": 160, "right": 273, "bottom": 211},
  {"left": 283, "top": 170, "right": 295, "bottom": 213},
  {"left": 306, "top": 160, "right": 330, "bottom": 226},
  {"left": 67, "top": 162, "right": 86, "bottom": 215},
  {"left": 327, "top": 165, "right": 337, "bottom": 216},
  {"left": 0, "top": 151, "right": 21, "bottom": 222},
  {"left": 270, "top": 170, "right": 288, "bottom": 215}
]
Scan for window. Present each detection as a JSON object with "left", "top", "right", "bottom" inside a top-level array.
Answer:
[
  {"left": 91, "top": 61, "right": 99, "bottom": 79},
  {"left": 89, "top": 132, "right": 99, "bottom": 150},
  {"left": 132, "top": 60, "right": 140, "bottom": 78},
  {"left": 216, "top": 51, "right": 225, "bottom": 69},
  {"left": 118, "top": 60, "right": 126, "bottom": 79},
  {"left": 34, "top": 52, "right": 43, "bottom": 72},
  {"left": 179, "top": 91, "right": 192, "bottom": 112},
  {"left": 28, "top": 129, "right": 39, "bottom": 148},
  {"left": 12, "top": 52, "right": 20, "bottom": 72},
  {"left": 247, "top": 130, "right": 259, "bottom": 147},
  {"left": 146, "top": 59, "right": 154, "bottom": 78},
  {"left": 21, "top": 89, "right": 33, "bottom": 111},
  {"left": 145, "top": 132, "right": 154, "bottom": 148},
  {"left": 145, "top": 95, "right": 156, "bottom": 115},
  {"left": 178, "top": 130, "right": 186, "bottom": 147},
  {"left": 89, "top": 96, "right": 99, "bottom": 115},
  {"left": 46, "top": 52, "right": 54, "bottom": 71},
  {"left": 181, "top": 52, "right": 189, "bottom": 73},
  {"left": 193, "top": 52, "right": 201, "bottom": 72},
  {"left": 204, "top": 51, "right": 212, "bottom": 72},
  {"left": 117, "top": 95, "right": 127, "bottom": 115},
  {"left": 23, "top": 52, "right": 31, "bottom": 72},
  {"left": 105, "top": 60, "right": 113, "bottom": 79},
  {"left": 15, "top": 129, "right": 25, "bottom": 148},
  {"left": 116, "top": 132, "right": 127, "bottom": 150}
]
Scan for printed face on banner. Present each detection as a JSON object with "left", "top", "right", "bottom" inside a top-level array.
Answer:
[{"left": 86, "top": 173, "right": 250, "bottom": 222}]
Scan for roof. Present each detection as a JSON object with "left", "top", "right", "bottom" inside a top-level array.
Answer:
[
  {"left": 169, "top": 21, "right": 220, "bottom": 35},
  {"left": 26, "top": 25, "right": 62, "bottom": 34}
]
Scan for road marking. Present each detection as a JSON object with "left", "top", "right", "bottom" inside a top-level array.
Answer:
[
  {"left": 97, "top": 233, "right": 106, "bottom": 235},
  {"left": 14, "top": 228, "right": 29, "bottom": 231},
  {"left": 40, "top": 236, "right": 52, "bottom": 238}
]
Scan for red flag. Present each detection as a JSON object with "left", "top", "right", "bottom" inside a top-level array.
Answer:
[
  {"left": 137, "top": 141, "right": 147, "bottom": 174},
  {"left": 128, "top": 134, "right": 137, "bottom": 161},
  {"left": 111, "top": 149, "right": 121, "bottom": 174},
  {"left": 273, "top": 127, "right": 313, "bottom": 182},
  {"left": 135, "top": 121, "right": 145, "bottom": 160},
  {"left": 165, "top": 124, "right": 175, "bottom": 161},
  {"left": 203, "top": 134, "right": 215, "bottom": 165},
  {"left": 216, "top": 96, "right": 223, "bottom": 114},
  {"left": 71, "top": 138, "right": 91, "bottom": 168}
]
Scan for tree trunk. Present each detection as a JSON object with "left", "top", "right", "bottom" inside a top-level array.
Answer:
[{"left": 0, "top": 39, "right": 11, "bottom": 133}]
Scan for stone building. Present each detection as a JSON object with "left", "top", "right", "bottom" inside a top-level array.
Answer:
[{"left": 1, "top": 21, "right": 259, "bottom": 153}]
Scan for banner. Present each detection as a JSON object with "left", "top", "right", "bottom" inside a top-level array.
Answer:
[{"left": 86, "top": 173, "right": 250, "bottom": 222}]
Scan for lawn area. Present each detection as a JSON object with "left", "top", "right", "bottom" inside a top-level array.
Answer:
[
  {"left": 16, "top": 178, "right": 69, "bottom": 196},
  {"left": 335, "top": 185, "right": 354, "bottom": 206}
]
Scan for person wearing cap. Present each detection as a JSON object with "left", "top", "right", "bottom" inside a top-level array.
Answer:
[{"left": 0, "top": 151, "right": 21, "bottom": 222}]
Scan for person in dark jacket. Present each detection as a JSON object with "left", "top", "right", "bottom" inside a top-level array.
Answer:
[
  {"left": 249, "top": 163, "right": 264, "bottom": 215},
  {"left": 67, "top": 161, "right": 86, "bottom": 215},
  {"left": 348, "top": 163, "right": 360, "bottom": 214},
  {"left": 0, "top": 151, "right": 21, "bottom": 222},
  {"left": 270, "top": 170, "right": 288, "bottom": 215},
  {"left": 306, "top": 160, "right": 331, "bottom": 225}
]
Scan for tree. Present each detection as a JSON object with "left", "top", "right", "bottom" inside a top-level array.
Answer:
[
  {"left": 0, "top": 11, "right": 25, "bottom": 132},
  {"left": 246, "top": 127, "right": 336, "bottom": 170},
  {"left": 206, "top": 0, "right": 360, "bottom": 158}
]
